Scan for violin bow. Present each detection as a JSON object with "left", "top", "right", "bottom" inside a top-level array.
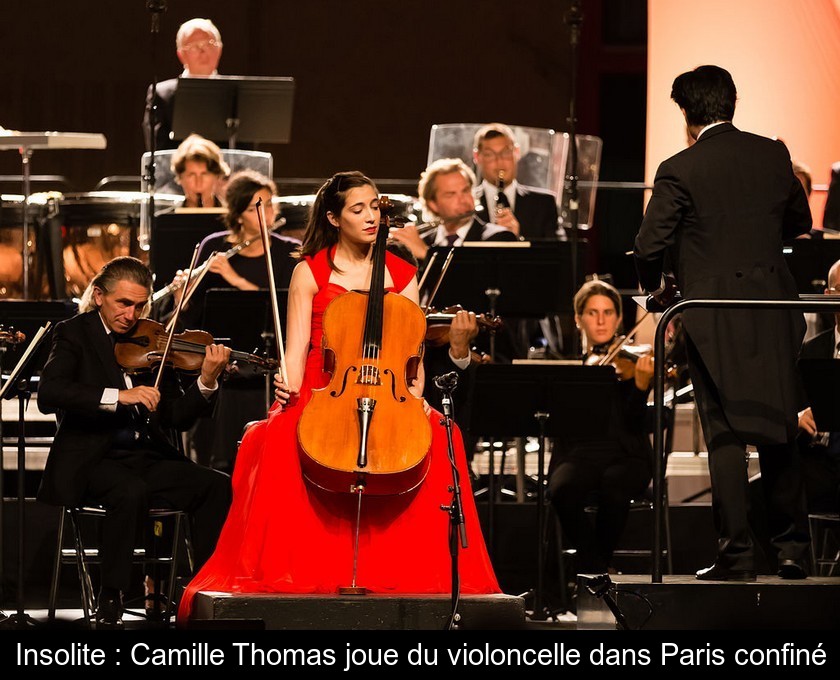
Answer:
[
  {"left": 421, "top": 246, "right": 456, "bottom": 313},
  {"left": 415, "top": 250, "right": 438, "bottom": 294},
  {"left": 256, "top": 198, "right": 289, "bottom": 387},
  {"left": 154, "top": 244, "right": 201, "bottom": 390},
  {"left": 172, "top": 250, "right": 218, "bottom": 322},
  {"left": 599, "top": 310, "right": 650, "bottom": 366}
]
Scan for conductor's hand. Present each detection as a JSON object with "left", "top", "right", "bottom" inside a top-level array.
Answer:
[
  {"left": 449, "top": 310, "right": 478, "bottom": 360},
  {"left": 200, "top": 344, "right": 231, "bottom": 389},
  {"left": 119, "top": 386, "right": 160, "bottom": 412},
  {"left": 798, "top": 407, "right": 817, "bottom": 436},
  {"left": 652, "top": 273, "right": 678, "bottom": 307}
]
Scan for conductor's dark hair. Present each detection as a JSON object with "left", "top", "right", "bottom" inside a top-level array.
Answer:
[{"left": 671, "top": 65, "right": 737, "bottom": 127}]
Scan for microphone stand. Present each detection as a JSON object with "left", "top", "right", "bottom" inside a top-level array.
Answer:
[
  {"left": 435, "top": 372, "right": 467, "bottom": 630},
  {"left": 565, "top": 0, "right": 584, "bottom": 352},
  {"left": 142, "top": 0, "right": 167, "bottom": 254}
]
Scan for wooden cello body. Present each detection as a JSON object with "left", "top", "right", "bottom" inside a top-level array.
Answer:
[{"left": 297, "top": 197, "right": 432, "bottom": 495}]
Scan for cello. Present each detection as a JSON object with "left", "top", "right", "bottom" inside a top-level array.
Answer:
[{"left": 297, "top": 196, "right": 432, "bottom": 496}]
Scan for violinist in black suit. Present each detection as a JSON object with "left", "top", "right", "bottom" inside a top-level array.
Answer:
[
  {"left": 472, "top": 122, "right": 560, "bottom": 240},
  {"left": 796, "top": 259, "right": 840, "bottom": 514},
  {"left": 142, "top": 18, "right": 223, "bottom": 151},
  {"left": 634, "top": 65, "right": 812, "bottom": 581},
  {"left": 37, "top": 257, "right": 232, "bottom": 628}
]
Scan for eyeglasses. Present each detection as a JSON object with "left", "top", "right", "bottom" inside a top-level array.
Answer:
[
  {"left": 478, "top": 148, "right": 515, "bottom": 162},
  {"left": 181, "top": 39, "right": 222, "bottom": 52}
]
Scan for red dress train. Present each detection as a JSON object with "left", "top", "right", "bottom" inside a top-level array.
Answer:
[{"left": 177, "top": 248, "right": 500, "bottom": 622}]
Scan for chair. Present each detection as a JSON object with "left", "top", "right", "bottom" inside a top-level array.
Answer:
[
  {"left": 808, "top": 512, "right": 840, "bottom": 576},
  {"left": 551, "top": 403, "right": 675, "bottom": 613},
  {"left": 47, "top": 506, "right": 194, "bottom": 628}
]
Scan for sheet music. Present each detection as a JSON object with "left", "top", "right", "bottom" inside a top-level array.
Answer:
[
  {"left": 512, "top": 359, "right": 582, "bottom": 366},
  {"left": 0, "top": 323, "right": 51, "bottom": 400},
  {"left": 461, "top": 241, "right": 532, "bottom": 248}
]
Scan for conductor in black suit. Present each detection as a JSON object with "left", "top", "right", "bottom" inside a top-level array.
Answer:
[
  {"left": 37, "top": 257, "right": 232, "bottom": 627},
  {"left": 796, "top": 258, "right": 840, "bottom": 514},
  {"left": 634, "top": 65, "right": 812, "bottom": 581},
  {"left": 472, "top": 122, "right": 560, "bottom": 240},
  {"left": 143, "top": 18, "right": 223, "bottom": 152}
]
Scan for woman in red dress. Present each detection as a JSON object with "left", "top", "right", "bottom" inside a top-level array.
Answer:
[{"left": 177, "top": 171, "right": 499, "bottom": 623}]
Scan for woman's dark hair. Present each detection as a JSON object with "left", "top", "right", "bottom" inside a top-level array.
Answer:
[
  {"left": 671, "top": 65, "right": 737, "bottom": 127},
  {"left": 300, "top": 171, "right": 378, "bottom": 271},
  {"left": 223, "top": 169, "right": 277, "bottom": 237}
]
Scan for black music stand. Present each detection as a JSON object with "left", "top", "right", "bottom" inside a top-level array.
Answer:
[
  {"left": 172, "top": 76, "right": 296, "bottom": 149},
  {"left": 467, "top": 362, "right": 617, "bottom": 620},
  {"left": 200, "top": 288, "right": 289, "bottom": 406},
  {"left": 0, "top": 323, "right": 51, "bottom": 628},
  {"left": 424, "top": 242, "right": 585, "bottom": 361},
  {"left": 799, "top": 359, "right": 840, "bottom": 432},
  {"left": 149, "top": 212, "right": 225, "bottom": 291},
  {"left": 425, "top": 243, "right": 583, "bottom": 317}
]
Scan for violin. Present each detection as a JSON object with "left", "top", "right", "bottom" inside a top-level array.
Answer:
[
  {"left": 424, "top": 305, "right": 502, "bottom": 365},
  {"left": 0, "top": 326, "right": 26, "bottom": 347},
  {"left": 114, "top": 318, "right": 276, "bottom": 376}
]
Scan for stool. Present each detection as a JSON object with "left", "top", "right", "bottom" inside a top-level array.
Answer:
[
  {"left": 808, "top": 512, "right": 840, "bottom": 576},
  {"left": 47, "top": 506, "right": 193, "bottom": 627}
]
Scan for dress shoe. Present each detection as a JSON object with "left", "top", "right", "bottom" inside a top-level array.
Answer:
[
  {"left": 695, "top": 562, "right": 756, "bottom": 581},
  {"left": 95, "top": 594, "right": 124, "bottom": 630},
  {"left": 777, "top": 559, "right": 807, "bottom": 580}
]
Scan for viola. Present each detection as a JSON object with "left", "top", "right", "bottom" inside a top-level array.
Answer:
[
  {"left": 114, "top": 318, "right": 276, "bottom": 376},
  {"left": 297, "top": 195, "right": 432, "bottom": 496}
]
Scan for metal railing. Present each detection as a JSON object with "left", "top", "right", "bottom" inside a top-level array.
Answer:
[{"left": 650, "top": 294, "right": 840, "bottom": 582}]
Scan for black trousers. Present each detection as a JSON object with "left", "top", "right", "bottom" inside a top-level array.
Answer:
[
  {"left": 548, "top": 452, "right": 651, "bottom": 573},
  {"left": 84, "top": 448, "right": 232, "bottom": 592},
  {"left": 687, "top": 341, "right": 809, "bottom": 569}
]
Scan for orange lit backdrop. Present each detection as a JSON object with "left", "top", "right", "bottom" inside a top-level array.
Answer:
[{"left": 647, "top": 0, "right": 840, "bottom": 227}]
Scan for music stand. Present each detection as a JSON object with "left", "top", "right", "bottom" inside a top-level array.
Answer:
[
  {"left": 425, "top": 243, "right": 582, "bottom": 317},
  {"left": 172, "top": 76, "right": 295, "bottom": 149},
  {"left": 799, "top": 359, "right": 840, "bottom": 432},
  {"left": 0, "top": 323, "right": 51, "bottom": 628},
  {"left": 467, "top": 363, "right": 618, "bottom": 620},
  {"left": 200, "top": 288, "right": 289, "bottom": 407},
  {"left": 149, "top": 213, "right": 225, "bottom": 291}
]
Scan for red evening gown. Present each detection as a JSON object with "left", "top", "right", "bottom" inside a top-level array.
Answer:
[{"left": 177, "top": 248, "right": 500, "bottom": 622}]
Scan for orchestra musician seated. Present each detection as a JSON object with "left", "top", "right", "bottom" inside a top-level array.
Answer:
[
  {"left": 36, "top": 256, "right": 232, "bottom": 629},
  {"left": 548, "top": 279, "right": 654, "bottom": 577},
  {"left": 389, "top": 157, "right": 517, "bottom": 262},
  {"left": 472, "top": 122, "right": 560, "bottom": 240},
  {"left": 173, "top": 169, "right": 300, "bottom": 473},
  {"left": 167, "top": 133, "right": 230, "bottom": 208},
  {"left": 796, "top": 258, "right": 840, "bottom": 515}
]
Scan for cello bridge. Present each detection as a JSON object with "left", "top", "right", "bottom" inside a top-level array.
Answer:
[{"left": 357, "top": 364, "right": 381, "bottom": 386}]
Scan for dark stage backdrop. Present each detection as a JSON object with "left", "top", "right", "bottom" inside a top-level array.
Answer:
[{"left": 0, "top": 0, "right": 584, "bottom": 191}]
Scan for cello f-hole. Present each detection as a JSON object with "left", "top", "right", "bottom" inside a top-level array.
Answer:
[{"left": 330, "top": 366, "right": 358, "bottom": 398}]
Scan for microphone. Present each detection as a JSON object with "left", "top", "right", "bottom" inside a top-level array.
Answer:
[{"left": 433, "top": 371, "right": 459, "bottom": 392}]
